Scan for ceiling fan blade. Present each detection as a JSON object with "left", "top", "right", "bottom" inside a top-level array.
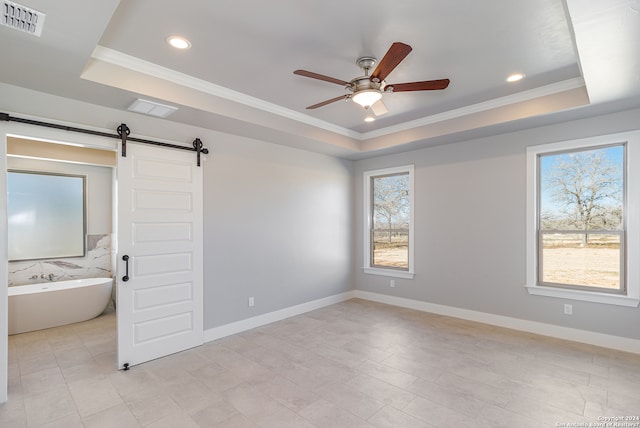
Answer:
[
  {"left": 370, "top": 99, "right": 388, "bottom": 116},
  {"left": 294, "top": 70, "right": 350, "bottom": 86},
  {"left": 306, "top": 95, "right": 348, "bottom": 109},
  {"left": 388, "top": 79, "right": 450, "bottom": 92},
  {"left": 371, "top": 42, "right": 413, "bottom": 82}
]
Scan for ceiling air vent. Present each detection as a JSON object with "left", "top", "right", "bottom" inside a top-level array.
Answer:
[
  {"left": 127, "top": 99, "right": 178, "bottom": 118},
  {"left": 1, "top": 1, "right": 45, "bottom": 36}
]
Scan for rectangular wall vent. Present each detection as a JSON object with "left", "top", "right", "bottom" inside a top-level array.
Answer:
[{"left": 2, "top": 1, "right": 45, "bottom": 37}]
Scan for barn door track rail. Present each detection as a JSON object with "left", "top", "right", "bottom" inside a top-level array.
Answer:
[{"left": 1, "top": 113, "right": 209, "bottom": 166}]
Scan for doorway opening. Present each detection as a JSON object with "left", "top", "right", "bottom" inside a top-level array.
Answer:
[{"left": 6, "top": 137, "right": 118, "bottom": 383}]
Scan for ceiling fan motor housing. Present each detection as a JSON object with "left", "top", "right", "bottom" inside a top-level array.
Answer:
[{"left": 349, "top": 76, "right": 384, "bottom": 93}]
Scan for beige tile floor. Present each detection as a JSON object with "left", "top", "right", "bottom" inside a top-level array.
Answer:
[{"left": 2, "top": 299, "right": 640, "bottom": 427}]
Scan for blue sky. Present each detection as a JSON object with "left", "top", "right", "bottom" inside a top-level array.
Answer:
[{"left": 540, "top": 145, "right": 624, "bottom": 214}]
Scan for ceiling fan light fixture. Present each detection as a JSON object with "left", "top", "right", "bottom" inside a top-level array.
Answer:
[{"left": 352, "top": 89, "right": 382, "bottom": 108}]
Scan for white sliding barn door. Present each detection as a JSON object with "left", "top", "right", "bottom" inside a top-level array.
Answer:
[{"left": 117, "top": 142, "right": 203, "bottom": 369}]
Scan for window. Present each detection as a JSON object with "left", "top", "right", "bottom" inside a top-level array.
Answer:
[
  {"left": 526, "top": 132, "right": 640, "bottom": 307},
  {"left": 363, "top": 165, "right": 414, "bottom": 279},
  {"left": 539, "top": 144, "right": 624, "bottom": 291},
  {"left": 7, "top": 170, "right": 86, "bottom": 261}
]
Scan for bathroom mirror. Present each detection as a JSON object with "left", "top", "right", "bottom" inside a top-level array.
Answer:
[{"left": 7, "top": 170, "right": 86, "bottom": 261}]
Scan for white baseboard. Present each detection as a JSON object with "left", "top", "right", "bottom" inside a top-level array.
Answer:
[
  {"left": 203, "top": 289, "right": 640, "bottom": 355},
  {"left": 354, "top": 290, "right": 640, "bottom": 355},
  {"left": 204, "top": 291, "right": 356, "bottom": 343}
]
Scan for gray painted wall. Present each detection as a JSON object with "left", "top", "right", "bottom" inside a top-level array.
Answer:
[
  {"left": 353, "top": 107, "right": 640, "bottom": 340},
  {"left": 0, "top": 83, "right": 354, "bottom": 332},
  {"left": 2, "top": 83, "right": 639, "bottom": 339},
  {"left": 203, "top": 136, "right": 353, "bottom": 328}
]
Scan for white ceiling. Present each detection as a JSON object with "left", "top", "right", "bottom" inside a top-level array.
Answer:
[{"left": 1, "top": 0, "right": 639, "bottom": 159}]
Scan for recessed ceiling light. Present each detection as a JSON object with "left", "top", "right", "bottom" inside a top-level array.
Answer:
[
  {"left": 166, "top": 36, "right": 191, "bottom": 50},
  {"left": 506, "top": 73, "right": 525, "bottom": 83},
  {"left": 364, "top": 116, "right": 375, "bottom": 122}
]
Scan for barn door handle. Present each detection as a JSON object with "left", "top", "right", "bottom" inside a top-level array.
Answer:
[{"left": 122, "top": 255, "right": 130, "bottom": 282}]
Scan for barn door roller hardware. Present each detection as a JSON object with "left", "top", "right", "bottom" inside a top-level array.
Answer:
[
  {"left": 1, "top": 113, "right": 210, "bottom": 167},
  {"left": 117, "top": 124, "right": 208, "bottom": 166}
]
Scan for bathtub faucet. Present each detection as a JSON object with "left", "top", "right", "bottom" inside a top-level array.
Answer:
[{"left": 40, "top": 273, "right": 55, "bottom": 281}]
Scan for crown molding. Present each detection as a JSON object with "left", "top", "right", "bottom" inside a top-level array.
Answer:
[
  {"left": 360, "top": 77, "right": 586, "bottom": 140},
  {"left": 91, "top": 46, "right": 586, "bottom": 145},
  {"left": 91, "top": 46, "right": 360, "bottom": 139}
]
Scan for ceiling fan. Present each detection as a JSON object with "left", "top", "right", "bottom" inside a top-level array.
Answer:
[{"left": 294, "top": 42, "right": 450, "bottom": 116}]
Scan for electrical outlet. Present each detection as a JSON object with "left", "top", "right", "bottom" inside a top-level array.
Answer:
[
  {"left": 564, "top": 304, "right": 572, "bottom": 315},
  {"left": 248, "top": 297, "right": 255, "bottom": 307},
  {"left": 390, "top": 280, "right": 395, "bottom": 288}
]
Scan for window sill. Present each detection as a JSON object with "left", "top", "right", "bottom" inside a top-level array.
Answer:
[
  {"left": 363, "top": 267, "right": 415, "bottom": 279},
  {"left": 525, "top": 284, "right": 639, "bottom": 307}
]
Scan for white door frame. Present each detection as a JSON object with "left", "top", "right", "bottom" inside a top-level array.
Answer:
[{"left": 0, "top": 119, "right": 204, "bottom": 402}]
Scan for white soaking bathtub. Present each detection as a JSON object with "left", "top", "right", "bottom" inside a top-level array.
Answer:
[{"left": 8, "top": 277, "right": 113, "bottom": 335}]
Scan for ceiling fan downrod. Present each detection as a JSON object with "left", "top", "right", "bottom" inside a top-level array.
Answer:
[{"left": 356, "top": 56, "right": 377, "bottom": 76}]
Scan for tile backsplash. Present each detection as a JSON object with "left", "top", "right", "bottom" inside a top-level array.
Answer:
[{"left": 8, "top": 234, "right": 112, "bottom": 286}]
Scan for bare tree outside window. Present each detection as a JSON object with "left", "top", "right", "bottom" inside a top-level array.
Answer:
[
  {"left": 539, "top": 145, "right": 624, "bottom": 290},
  {"left": 542, "top": 148, "right": 623, "bottom": 241},
  {"left": 371, "top": 173, "right": 410, "bottom": 269}
]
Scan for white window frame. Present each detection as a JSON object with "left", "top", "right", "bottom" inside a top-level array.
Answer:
[
  {"left": 525, "top": 131, "right": 640, "bottom": 307},
  {"left": 363, "top": 165, "right": 415, "bottom": 279}
]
